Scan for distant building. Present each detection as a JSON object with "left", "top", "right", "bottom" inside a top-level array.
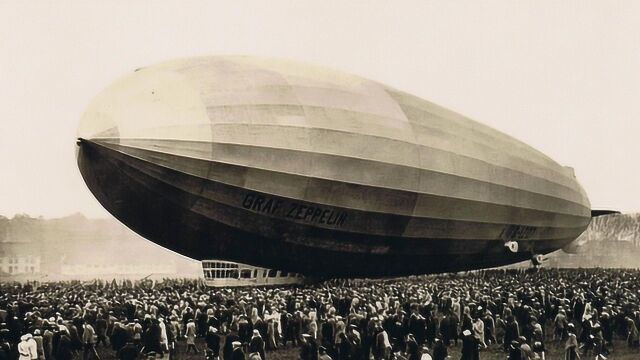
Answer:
[
  {"left": 60, "top": 262, "right": 176, "bottom": 276},
  {"left": 0, "top": 241, "right": 42, "bottom": 275},
  {"left": 59, "top": 250, "right": 177, "bottom": 278},
  {"left": 0, "top": 254, "right": 41, "bottom": 274}
]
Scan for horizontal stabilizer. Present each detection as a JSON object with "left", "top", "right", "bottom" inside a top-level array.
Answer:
[{"left": 591, "top": 209, "right": 621, "bottom": 217}]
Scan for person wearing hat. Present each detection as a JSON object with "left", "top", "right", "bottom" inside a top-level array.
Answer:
[
  {"left": 18, "top": 334, "right": 36, "bottom": 360},
  {"left": 142, "top": 319, "right": 163, "bottom": 359},
  {"left": 109, "top": 322, "right": 129, "bottom": 354},
  {"left": 206, "top": 326, "right": 221, "bottom": 359},
  {"left": 402, "top": 333, "right": 418, "bottom": 360},
  {"left": 318, "top": 345, "right": 332, "bottom": 360},
  {"left": 532, "top": 339, "right": 545, "bottom": 360},
  {"left": 132, "top": 319, "right": 143, "bottom": 350},
  {"left": 222, "top": 329, "right": 240, "bottom": 359},
  {"left": 32, "top": 329, "right": 45, "bottom": 360},
  {"left": 249, "top": 329, "right": 266, "bottom": 360},
  {"left": 472, "top": 317, "right": 486, "bottom": 349},
  {"left": 185, "top": 318, "right": 199, "bottom": 354},
  {"left": 158, "top": 317, "right": 169, "bottom": 354},
  {"left": 300, "top": 334, "right": 318, "bottom": 360},
  {"left": 553, "top": 309, "right": 568, "bottom": 341},
  {"left": 231, "top": 341, "right": 245, "bottom": 360},
  {"left": 117, "top": 340, "right": 138, "bottom": 360},
  {"left": 431, "top": 339, "right": 447, "bottom": 360},
  {"left": 373, "top": 325, "right": 391, "bottom": 360},
  {"left": 0, "top": 331, "right": 11, "bottom": 360},
  {"left": 507, "top": 340, "right": 522, "bottom": 360},
  {"left": 82, "top": 322, "right": 102, "bottom": 360},
  {"left": 504, "top": 316, "right": 520, "bottom": 353},
  {"left": 518, "top": 336, "right": 534, "bottom": 360},
  {"left": 56, "top": 329, "right": 74, "bottom": 360},
  {"left": 564, "top": 333, "right": 580, "bottom": 360},
  {"left": 238, "top": 315, "right": 252, "bottom": 347},
  {"left": 459, "top": 330, "right": 479, "bottom": 360}
]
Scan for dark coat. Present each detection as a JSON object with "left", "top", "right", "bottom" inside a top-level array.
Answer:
[
  {"left": 232, "top": 347, "right": 246, "bottom": 360},
  {"left": 460, "top": 335, "right": 479, "bottom": 360},
  {"left": 249, "top": 335, "right": 266, "bottom": 360},
  {"left": 56, "top": 334, "right": 74, "bottom": 360},
  {"left": 118, "top": 343, "right": 139, "bottom": 360},
  {"left": 432, "top": 342, "right": 447, "bottom": 360},
  {"left": 206, "top": 332, "right": 221, "bottom": 355},
  {"left": 224, "top": 334, "right": 241, "bottom": 360}
]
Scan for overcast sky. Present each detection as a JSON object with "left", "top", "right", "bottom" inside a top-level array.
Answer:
[{"left": 1, "top": 1, "right": 639, "bottom": 218}]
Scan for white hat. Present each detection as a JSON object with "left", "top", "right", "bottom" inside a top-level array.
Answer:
[
  {"left": 232, "top": 341, "right": 242, "bottom": 347},
  {"left": 462, "top": 330, "right": 471, "bottom": 336}
]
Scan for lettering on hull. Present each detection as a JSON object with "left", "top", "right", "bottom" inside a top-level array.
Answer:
[
  {"left": 241, "top": 192, "right": 348, "bottom": 228},
  {"left": 499, "top": 225, "right": 537, "bottom": 240}
]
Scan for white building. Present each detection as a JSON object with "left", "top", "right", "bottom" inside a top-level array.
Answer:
[{"left": 0, "top": 255, "right": 41, "bottom": 274}]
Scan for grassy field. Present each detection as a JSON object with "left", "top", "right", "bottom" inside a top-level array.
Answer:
[{"left": 93, "top": 337, "right": 639, "bottom": 360}]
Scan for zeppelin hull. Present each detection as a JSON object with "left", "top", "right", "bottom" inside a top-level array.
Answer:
[{"left": 77, "top": 56, "right": 591, "bottom": 277}]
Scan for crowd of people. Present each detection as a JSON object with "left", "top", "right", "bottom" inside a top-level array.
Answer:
[{"left": 1, "top": 268, "right": 640, "bottom": 360}]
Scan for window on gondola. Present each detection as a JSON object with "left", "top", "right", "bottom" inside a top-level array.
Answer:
[
  {"left": 240, "top": 269, "right": 252, "bottom": 279},
  {"left": 280, "top": 271, "right": 288, "bottom": 277},
  {"left": 268, "top": 269, "right": 277, "bottom": 278}
]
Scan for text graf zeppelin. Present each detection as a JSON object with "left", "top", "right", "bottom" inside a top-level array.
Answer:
[{"left": 241, "top": 192, "right": 348, "bottom": 227}]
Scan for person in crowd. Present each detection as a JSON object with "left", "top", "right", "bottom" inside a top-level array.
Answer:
[
  {"left": 300, "top": 333, "right": 319, "bottom": 360},
  {"left": 319, "top": 345, "right": 332, "bottom": 360},
  {"left": 564, "top": 333, "right": 580, "bottom": 360},
  {"left": 504, "top": 316, "right": 520, "bottom": 352},
  {"left": 206, "top": 326, "right": 221, "bottom": 359},
  {"left": 460, "top": 330, "right": 479, "bottom": 360},
  {"left": 405, "top": 334, "right": 420, "bottom": 360},
  {"left": 185, "top": 318, "right": 199, "bottom": 354},
  {"left": 56, "top": 329, "right": 74, "bottom": 360},
  {"left": 507, "top": 340, "right": 521, "bottom": 360},
  {"left": 431, "top": 338, "right": 447, "bottom": 360},
  {"left": 82, "top": 322, "right": 101, "bottom": 360},
  {"left": 117, "top": 340, "right": 138, "bottom": 360},
  {"left": 472, "top": 317, "right": 486, "bottom": 349},
  {"left": 17, "top": 334, "right": 36, "bottom": 360},
  {"left": 231, "top": 341, "right": 246, "bottom": 360},
  {"left": 249, "top": 329, "right": 266, "bottom": 360},
  {"left": 95, "top": 314, "right": 108, "bottom": 348},
  {"left": 32, "top": 329, "right": 44, "bottom": 360}
]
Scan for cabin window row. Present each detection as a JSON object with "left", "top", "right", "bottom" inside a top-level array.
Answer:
[
  {"left": 202, "top": 262, "right": 239, "bottom": 269},
  {"left": 203, "top": 269, "right": 301, "bottom": 279}
]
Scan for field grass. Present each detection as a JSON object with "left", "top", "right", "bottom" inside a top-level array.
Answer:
[{"left": 93, "top": 337, "right": 640, "bottom": 360}]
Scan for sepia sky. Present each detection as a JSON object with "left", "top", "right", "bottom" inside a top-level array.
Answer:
[{"left": 1, "top": 1, "right": 639, "bottom": 218}]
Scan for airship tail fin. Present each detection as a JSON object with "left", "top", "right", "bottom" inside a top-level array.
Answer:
[
  {"left": 563, "top": 209, "right": 622, "bottom": 254},
  {"left": 591, "top": 209, "right": 621, "bottom": 217}
]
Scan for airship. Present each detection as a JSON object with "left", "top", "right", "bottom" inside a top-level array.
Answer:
[{"left": 76, "top": 56, "right": 593, "bottom": 278}]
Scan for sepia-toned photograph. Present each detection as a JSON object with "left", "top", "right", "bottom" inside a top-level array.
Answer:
[{"left": 1, "top": 1, "right": 639, "bottom": 359}]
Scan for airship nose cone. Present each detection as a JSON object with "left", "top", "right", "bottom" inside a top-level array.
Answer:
[{"left": 75, "top": 65, "right": 215, "bottom": 254}]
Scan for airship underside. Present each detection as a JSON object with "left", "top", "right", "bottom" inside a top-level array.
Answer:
[{"left": 77, "top": 56, "right": 591, "bottom": 277}]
